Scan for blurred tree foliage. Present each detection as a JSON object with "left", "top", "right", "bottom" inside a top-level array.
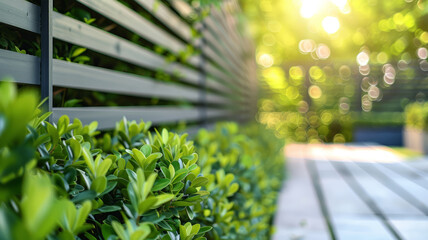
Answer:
[{"left": 239, "top": 0, "right": 428, "bottom": 142}]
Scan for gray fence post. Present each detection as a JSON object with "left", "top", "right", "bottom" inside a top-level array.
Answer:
[{"left": 40, "top": 0, "right": 53, "bottom": 118}]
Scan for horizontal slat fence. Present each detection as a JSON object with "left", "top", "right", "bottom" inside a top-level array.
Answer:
[{"left": 0, "top": 0, "right": 257, "bottom": 130}]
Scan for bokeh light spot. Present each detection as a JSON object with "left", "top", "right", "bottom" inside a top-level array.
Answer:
[
  {"left": 417, "top": 48, "right": 428, "bottom": 59},
  {"left": 309, "top": 66, "right": 324, "bottom": 81},
  {"left": 333, "top": 134, "right": 346, "bottom": 143},
  {"left": 359, "top": 65, "right": 370, "bottom": 75},
  {"left": 383, "top": 64, "right": 396, "bottom": 85},
  {"left": 339, "top": 65, "right": 352, "bottom": 79},
  {"left": 298, "top": 101, "right": 309, "bottom": 113},
  {"left": 257, "top": 53, "right": 274, "bottom": 68},
  {"left": 420, "top": 32, "right": 428, "bottom": 44},
  {"left": 262, "top": 67, "right": 287, "bottom": 89},
  {"left": 376, "top": 52, "right": 389, "bottom": 64},
  {"left": 289, "top": 66, "right": 305, "bottom": 80},
  {"left": 298, "top": 39, "right": 316, "bottom": 53},
  {"left": 368, "top": 86, "right": 380, "bottom": 99},
  {"left": 309, "top": 85, "right": 322, "bottom": 99},
  {"left": 357, "top": 51, "right": 370, "bottom": 66},
  {"left": 420, "top": 61, "right": 428, "bottom": 71},
  {"left": 316, "top": 44, "right": 331, "bottom": 59}
]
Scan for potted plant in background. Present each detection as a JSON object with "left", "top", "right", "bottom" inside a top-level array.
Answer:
[{"left": 404, "top": 102, "right": 428, "bottom": 154}]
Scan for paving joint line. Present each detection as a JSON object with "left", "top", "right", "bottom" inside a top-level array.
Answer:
[
  {"left": 354, "top": 161, "right": 428, "bottom": 215},
  {"left": 330, "top": 161, "right": 403, "bottom": 240},
  {"left": 366, "top": 145, "right": 428, "bottom": 191},
  {"left": 306, "top": 159, "right": 337, "bottom": 240}
]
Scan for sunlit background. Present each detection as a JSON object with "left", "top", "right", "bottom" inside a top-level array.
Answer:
[{"left": 240, "top": 0, "right": 428, "bottom": 143}]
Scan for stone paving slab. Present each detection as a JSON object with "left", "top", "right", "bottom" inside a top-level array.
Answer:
[
  {"left": 390, "top": 217, "right": 428, "bottom": 240},
  {"left": 274, "top": 144, "right": 428, "bottom": 240},
  {"left": 272, "top": 145, "right": 329, "bottom": 240}
]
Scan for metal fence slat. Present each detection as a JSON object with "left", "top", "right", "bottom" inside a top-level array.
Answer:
[
  {"left": 52, "top": 12, "right": 230, "bottom": 93},
  {"left": 53, "top": 59, "right": 229, "bottom": 105},
  {"left": 0, "top": 49, "right": 40, "bottom": 85},
  {"left": 0, "top": 0, "right": 40, "bottom": 33},
  {"left": 78, "top": 0, "right": 184, "bottom": 54}
]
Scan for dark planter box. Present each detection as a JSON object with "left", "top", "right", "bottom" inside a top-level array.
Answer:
[{"left": 353, "top": 126, "right": 403, "bottom": 146}]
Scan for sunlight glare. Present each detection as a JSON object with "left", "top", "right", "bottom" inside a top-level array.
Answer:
[
  {"left": 330, "top": 0, "right": 347, "bottom": 9},
  {"left": 300, "top": 0, "right": 323, "bottom": 18},
  {"left": 322, "top": 16, "right": 340, "bottom": 34}
]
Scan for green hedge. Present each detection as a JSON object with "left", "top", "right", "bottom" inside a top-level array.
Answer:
[
  {"left": 405, "top": 102, "right": 428, "bottom": 130},
  {"left": 0, "top": 81, "right": 284, "bottom": 240},
  {"left": 352, "top": 112, "right": 404, "bottom": 127}
]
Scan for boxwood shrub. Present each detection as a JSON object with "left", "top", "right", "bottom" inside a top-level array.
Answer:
[{"left": 0, "top": 81, "right": 284, "bottom": 240}]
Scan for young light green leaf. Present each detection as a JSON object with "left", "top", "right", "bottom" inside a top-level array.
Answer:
[
  {"left": 140, "top": 144, "right": 152, "bottom": 157},
  {"left": 191, "top": 224, "right": 200, "bottom": 236},
  {"left": 227, "top": 183, "right": 239, "bottom": 196},
  {"left": 138, "top": 197, "right": 157, "bottom": 215},
  {"left": 168, "top": 164, "right": 175, "bottom": 179},
  {"left": 142, "top": 173, "right": 157, "bottom": 199},
  {"left": 162, "top": 128, "right": 169, "bottom": 144},
  {"left": 95, "top": 157, "right": 112, "bottom": 177},
  {"left": 21, "top": 174, "right": 64, "bottom": 239},
  {"left": 57, "top": 115, "right": 70, "bottom": 136},
  {"left": 82, "top": 147, "right": 96, "bottom": 175},
  {"left": 71, "top": 47, "right": 86, "bottom": 58},
  {"left": 91, "top": 176, "right": 107, "bottom": 194},
  {"left": 69, "top": 139, "right": 82, "bottom": 161},
  {"left": 152, "top": 194, "right": 174, "bottom": 208},
  {"left": 46, "top": 122, "right": 59, "bottom": 150},
  {"left": 112, "top": 221, "right": 127, "bottom": 240},
  {"left": 132, "top": 149, "right": 146, "bottom": 167}
]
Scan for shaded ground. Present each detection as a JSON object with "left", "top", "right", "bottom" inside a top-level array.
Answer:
[{"left": 274, "top": 144, "right": 428, "bottom": 240}]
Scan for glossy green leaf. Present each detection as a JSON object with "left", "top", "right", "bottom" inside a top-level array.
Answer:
[
  {"left": 168, "top": 164, "right": 175, "bottom": 179},
  {"left": 190, "top": 177, "right": 208, "bottom": 188},
  {"left": 91, "top": 176, "right": 107, "bottom": 194},
  {"left": 71, "top": 190, "right": 97, "bottom": 203},
  {"left": 91, "top": 205, "right": 121, "bottom": 215},
  {"left": 152, "top": 178, "right": 170, "bottom": 191},
  {"left": 152, "top": 194, "right": 174, "bottom": 208},
  {"left": 138, "top": 197, "right": 157, "bottom": 215},
  {"left": 140, "top": 144, "right": 152, "bottom": 157},
  {"left": 161, "top": 129, "right": 169, "bottom": 144},
  {"left": 82, "top": 147, "right": 96, "bottom": 175}
]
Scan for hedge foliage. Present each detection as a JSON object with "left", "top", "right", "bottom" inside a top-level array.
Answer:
[
  {"left": 0, "top": 81, "right": 284, "bottom": 240},
  {"left": 405, "top": 102, "right": 428, "bottom": 130}
]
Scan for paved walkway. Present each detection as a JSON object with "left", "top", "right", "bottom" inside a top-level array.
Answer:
[{"left": 273, "top": 144, "right": 428, "bottom": 240}]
